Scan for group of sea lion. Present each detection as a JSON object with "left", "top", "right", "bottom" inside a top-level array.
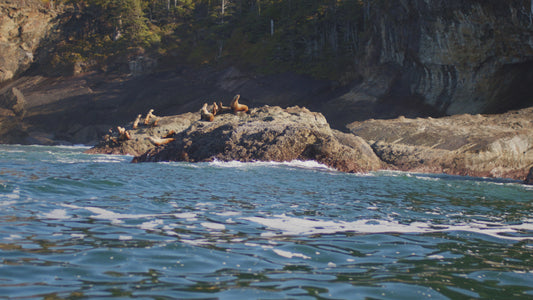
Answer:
[
  {"left": 201, "top": 94, "right": 248, "bottom": 122},
  {"left": 110, "top": 108, "right": 160, "bottom": 142},
  {"left": 108, "top": 95, "right": 248, "bottom": 146},
  {"left": 133, "top": 109, "right": 159, "bottom": 129}
]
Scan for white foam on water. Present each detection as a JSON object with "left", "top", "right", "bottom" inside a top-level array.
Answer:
[
  {"left": 215, "top": 211, "right": 241, "bottom": 217},
  {"left": 174, "top": 212, "right": 198, "bottom": 220},
  {"left": 273, "top": 249, "right": 311, "bottom": 259},
  {"left": 140, "top": 219, "right": 164, "bottom": 230},
  {"left": 181, "top": 238, "right": 211, "bottom": 246},
  {"left": 0, "top": 200, "right": 16, "bottom": 206},
  {"left": 41, "top": 209, "right": 69, "bottom": 219},
  {"left": 208, "top": 159, "right": 336, "bottom": 172},
  {"left": 243, "top": 214, "right": 533, "bottom": 241},
  {"left": 61, "top": 204, "right": 172, "bottom": 220},
  {"left": 4, "top": 188, "right": 20, "bottom": 200},
  {"left": 4, "top": 234, "right": 22, "bottom": 240},
  {"left": 91, "top": 155, "right": 132, "bottom": 164},
  {"left": 201, "top": 222, "right": 226, "bottom": 230}
]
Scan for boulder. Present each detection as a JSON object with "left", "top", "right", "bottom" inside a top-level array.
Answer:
[
  {"left": 348, "top": 107, "right": 533, "bottom": 180},
  {"left": 130, "top": 106, "right": 385, "bottom": 173},
  {"left": 0, "top": 87, "right": 26, "bottom": 118}
]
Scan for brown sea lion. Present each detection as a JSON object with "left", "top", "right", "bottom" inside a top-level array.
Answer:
[
  {"left": 212, "top": 102, "right": 220, "bottom": 116},
  {"left": 117, "top": 126, "right": 131, "bottom": 140},
  {"left": 230, "top": 94, "right": 248, "bottom": 113},
  {"left": 218, "top": 101, "right": 231, "bottom": 114},
  {"left": 144, "top": 109, "right": 157, "bottom": 125},
  {"left": 133, "top": 114, "right": 142, "bottom": 129},
  {"left": 200, "top": 103, "right": 215, "bottom": 121},
  {"left": 146, "top": 136, "right": 175, "bottom": 146}
]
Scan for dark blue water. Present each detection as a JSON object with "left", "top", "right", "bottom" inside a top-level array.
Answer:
[{"left": 0, "top": 145, "right": 532, "bottom": 299}]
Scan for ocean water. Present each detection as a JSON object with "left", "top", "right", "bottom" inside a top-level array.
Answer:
[{"left": 0, "top": 145, "right": 532, "bottom": 299}]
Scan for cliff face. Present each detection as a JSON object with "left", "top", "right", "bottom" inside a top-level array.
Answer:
[
  {"left": 0, "top": 0, "right": 57, "bottom": 83},
  {"left": 1, "top": 0, "right": 533, "bottom": 142},
  {"left": 349, "top": 0, "right": 533, "bottom": 115}
]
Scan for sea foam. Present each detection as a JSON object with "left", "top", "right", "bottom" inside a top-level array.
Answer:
[
  {"left": 209, "top": 159, "right": 336, "bottom": 171},
  {"left": 243, "top": 214, "right": 533, "bottom": 241}
]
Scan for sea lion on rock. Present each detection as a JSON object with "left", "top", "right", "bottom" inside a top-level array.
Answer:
[
  {"left": 117, "top": 126, "right": 131, "bottom": 140},
  {"left": 217, "top": 101, "right": 231, "bottom": 114},
  {"left": 133, "top": 114, "right": 142, "bottom": 129},
  {"left": 146, "top": 136, "right": 175, "bottom": 146},
  {"left": 144, "top": 109, "right": 159, "bottom": 126},
  {"left": 230, "top": 94, "right": 248, "bottom": 113},
  {"left": 212, "top": 102, "right": 219, "bottom": 116},
  {"left": 201, "top": 103, "right": 215, "bottom": 121}
]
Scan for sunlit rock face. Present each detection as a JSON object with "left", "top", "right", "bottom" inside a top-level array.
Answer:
[
  {"left": 348, "top": 107, "right": 533, "bottom": 181},
  {"left": 0, "top": 0, "right": 58, "bottom": 83},
  {"left": 347, "top": 0, "right": 533, "bottom": 116}
]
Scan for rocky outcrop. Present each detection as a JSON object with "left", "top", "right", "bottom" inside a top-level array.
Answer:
[
  {"left": 0, "top": 86, "right": 27, "bottom": 144},
  {"left": 0, "top": 0, "right": 58, "bottom": 83},
  {"left": 0, "top": 87, "right": 25, "bottom": 118},
  {"left": 88, "top": 104, "right": 533, "bottom": 181},
  {"left": 347, "top": 107, "right": 533, "bottom": 181},
  {"left": 119, "top": 106, "right": 385, "bottom": 173},
  {"left": 86, "top": 112, "right": 198, "bottom": 156}
]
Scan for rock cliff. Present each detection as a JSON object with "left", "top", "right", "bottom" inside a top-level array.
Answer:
[
  {"left": 326, "top": 0, "right": 533, "bottom": 123},
  {"left": 3, "top": 1, "right": 533, "bottom": 120},
  {"left": 0, "top": 0, "right": 58, "bottom": 83}
]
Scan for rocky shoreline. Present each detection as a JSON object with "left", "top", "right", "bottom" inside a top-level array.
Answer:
[{"left": 87, "top": 104, "right": 533, "bottom": 184}]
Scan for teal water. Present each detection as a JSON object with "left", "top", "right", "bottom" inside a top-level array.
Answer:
[{"left": 0, "top": 145, "right": 532, "bottom": 299}]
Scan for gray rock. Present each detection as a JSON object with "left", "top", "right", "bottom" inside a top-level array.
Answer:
[
  {"left": 348, "top": 107, "right": 533, "bottom": 180},
  {"left": 128, "top": 106, "right": 384, "bottom": 173},
  {"left": 0, "top": 87, "right": 25, "bottom": 118}
]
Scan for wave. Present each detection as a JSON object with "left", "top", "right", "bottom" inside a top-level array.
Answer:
[{"left": 208, "top": 159, "right": 337, "bottom": 172}]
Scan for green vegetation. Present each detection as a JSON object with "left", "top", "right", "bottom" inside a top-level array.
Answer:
[{"left": 49, "top": 0, "right": 373, "bottom": 80}]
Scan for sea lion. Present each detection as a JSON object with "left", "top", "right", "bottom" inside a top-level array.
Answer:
[
  {"left": 133, "top": 114, "right": 142, "bottom": 129},
  {"left": 218, "top": 101, "right": 231, "bottom": 114},
  {"left": 230, "top": 94, "right": 248, "bottom": 113},
  {"left": 146, "top": 136, "right": 175, "bottom": 146},
  {"left": 117, "top": 126, "right": 131, "bottom": 140},
  {"left": 144, "top": 109, "right": 157, "bottom": 125},
  {"left": 200, "top": 103, "right": 215, "bottom": 121},
  {"left": 212, "top": 102, "right": 219, "bottom": 116}
]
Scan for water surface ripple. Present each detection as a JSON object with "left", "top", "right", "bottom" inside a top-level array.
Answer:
[{"left": 0, "top": 145, "right": 532, "bottom": 299}]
